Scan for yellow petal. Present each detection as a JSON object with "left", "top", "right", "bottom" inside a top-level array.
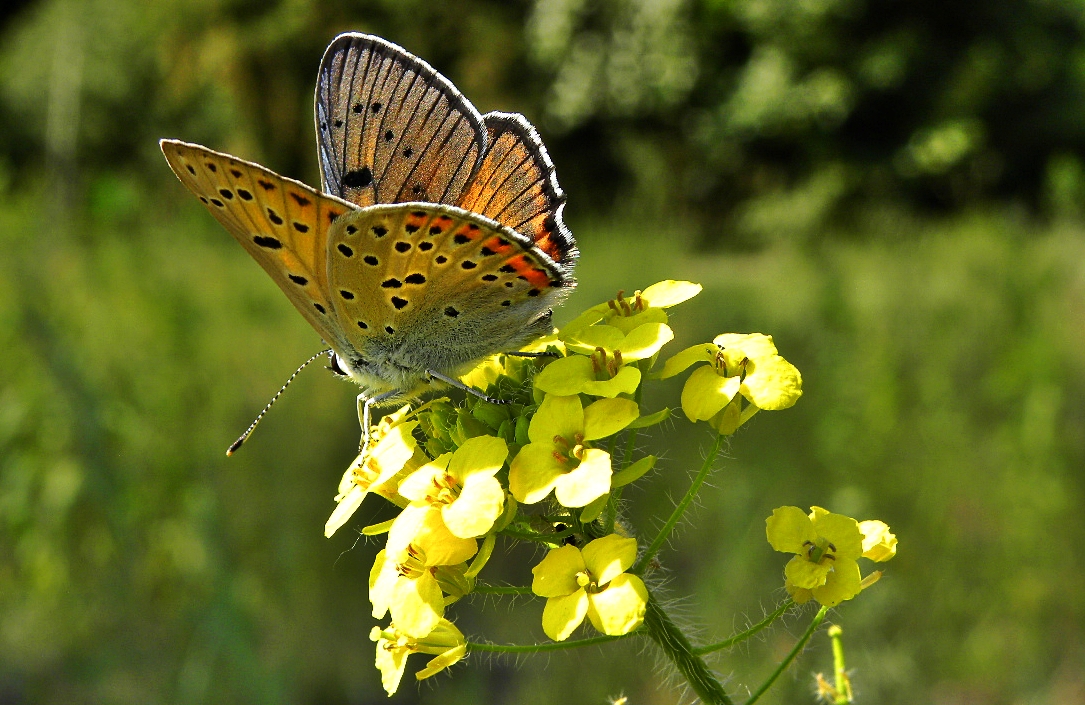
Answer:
[
  {"left": 581, "top": 534, "right": 638, "bottom": 584},
  {"left": 784, "top": 554, "right": 831, "bottom": 590},
  {"left": 811, "top": 558, "right": 863, "bottom": 607},
  {"left": 374, "top": 637, "right": 409, "bottom": 695},
  {"left": 740, "top": 355, "right": 803, "bottom": 410},
  {"left": 533, "top": 355, "right": 595, "bottom": 396},
  {"left": 390, "top": 570, "right": 444, "bottom": 638},
  {"left": 553, "top": 448, "right": 612, "bottom": 508},
  {"left": 386, "top": 504, "right": 430, "bottom": 559},
  {"left": 527, "top": 394, "right": 584, "bottom": 444},
  {"left": 415, "top": 644, "right": 467, "bottom": 681},
  {"left": 640, "top": 280, "right": 702, "bottom": 308},
  {"left": 397, "top": 453, "right": 451, "bottom": 503},
  {"left": 531, "top": 544, "right": 586, "bottom": 597},
  {"left": 508, "top": 443, "right": 567, "bottom": 504},
  {"left": 681, "top": 366, "right": 741, "bottom": 421},
  {"left": 810, "top": 510, "right": 864, "bottom": 560},
  {"left": 859, "top": 520, "right": 898, "bottom": 562},
  {"left": 542, "top": 590, "right": 589, "bottom": 641},
  {"left": 369, "top": 549, "right": 396, "bottom": 619},
  {"left": 564, "top": 325, "right": 625, "bottom": 354},
  {"left": 713, "top": 332, "right": 779, "bottom": 359},
  {"left": 585, "top": 573, "right": 648, "bottom": 636},
  {"left": 390, "top": 506, "right": 477, "bottom": 567},
  {"left": 616, "top": 322, "right": 674, "bottom": 361},
  {"left": 658, "top": 344, "right": 717, "bottom": 380},
  {"left": 581, "top": 366, "right": 642, "bottom": 397},
  {"left": 582, "top": 397, "right": 640, "bottom": 441},
  {"left": 448, "top": 435, "right": 508, "bottom": 483},
  {"left": 442, "top": 475, "right": 504, "bottom": 538},
  {"left": 766, "top": 506, "right": 817, "bottom": 553},
  {"left": 369, "top": 420, "right": 420, "bottom": 485},
  {"left": 325, "top": 484, "right": 368, "bottom": 538}
]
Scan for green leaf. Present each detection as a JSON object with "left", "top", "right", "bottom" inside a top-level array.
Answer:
[
  {"left": 612, "top": 456, "right": 656, "bottom": 488},
  {"left": 579, "top": 492, "right": 609, "bottom": 523},
  {"left": 627, "top": 407, "right": 670, "bottom": 429}
]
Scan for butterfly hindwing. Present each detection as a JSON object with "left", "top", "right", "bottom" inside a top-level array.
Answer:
[
  {"left": 315, "top": 33, "right": 487, "bottom": 208},
  {"left": 160, "top": 139, "right": 356, "bottom": 350},
  {"left": 457, "top": 112, "right": 577, "bottom": 268},
  {"left": 326, "top": 203, "right": 574, "bottom": 371}
]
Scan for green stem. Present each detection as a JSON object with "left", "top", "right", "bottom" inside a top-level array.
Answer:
[
  {"left": 829, "top": 624, "right": 852, "bottom": 704},
  {"left": 606, "top": 368, "right": 644, "bottom": 534},
  {"left": 694, "top": 600, "right": 794, "bottom": 655},
  {"left": 644, "top": 597, "right": 734, "bottom": 705},
  {"left": 467, "top": 632, "right": 636, "bottom": 653},
  {"left": 472, "top": 584, "right": 533, "bottom": 595},
  {"left": 498, "top": 526, "right": 575, "bottom": 544},
  {"left": 632, "top": 433, "right": 725, "bottom": 574},
  {"left": 744, "top": 605, "right": 829, "bottom": 705}
]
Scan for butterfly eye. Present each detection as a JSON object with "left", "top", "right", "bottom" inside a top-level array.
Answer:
[{"left": 327, "top": 353, "right": 350, "bottom": 377}]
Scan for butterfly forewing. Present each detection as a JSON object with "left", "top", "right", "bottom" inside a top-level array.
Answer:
[
  {"left": 456, "top": 113, "right": 577, "bottom": 268},
  {"left": 326, "top": 203, "right": 572, "bottom": 367},
  {"left": 316, "top": 33, "right": 486, "bottom": 208},
  {"left": 160, "top": 139, "right": 355, "bottom": 350}
]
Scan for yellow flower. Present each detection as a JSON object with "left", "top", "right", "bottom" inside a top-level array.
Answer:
[
  {"left": 766, "top": 506, "right": 864, "bottom": 607},
  {"left": 660, "top": 333, "right": 801, "bottom": 434},
  {"left": 325, "top": 407, "right": 418, "bottom": 538},
  {"left": 859, "top": 520, "right": 898, "bottom": 562},
  {"left": 371, "top": 618, "right": 466, "bottom": 696},
  {"left": 460, "top": 335, "right": 564, "bottom": 391},
  {"left": 536, "top": 322, "right": 672, "bottom": 398},
  {"left": 386, "top": 504, "right": 479, "bottom": 569},
  {"left": 531, "top": 534, "right": 648, "bottom": 641},
  {"left": 560, "top": 281, "right": 702, "bottom": 336},
  {"left": 397, "top": 436, "right": 509, "bottom": 539},
  {"left": 369, "top": 546, "right": 452, "bottom": 639},
  {"left": 508, "top": 394, "right": 639, "bottom": 508}
]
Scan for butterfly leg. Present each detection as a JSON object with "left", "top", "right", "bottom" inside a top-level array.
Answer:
[
  {"left": 426, "top": 369, "right": 509, "bottom": 405},
  {"left": 358, "top": 390, "right": 401, "bottom": 451},
  {"left": 502, "top": 351, "right": 560, "bottom": 358}
]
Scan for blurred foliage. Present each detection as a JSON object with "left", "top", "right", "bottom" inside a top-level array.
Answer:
[{"left": 2, "top": 0, "right": 1085, "bottom": 704}]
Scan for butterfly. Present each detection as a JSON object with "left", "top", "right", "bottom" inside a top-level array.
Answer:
[{"left": 160, "top": 33, "right": 577, "bottom": 449}]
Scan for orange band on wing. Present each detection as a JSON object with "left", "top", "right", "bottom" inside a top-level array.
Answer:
[{"left": 504, "top": 255, "right": 552, "bottom": 288}]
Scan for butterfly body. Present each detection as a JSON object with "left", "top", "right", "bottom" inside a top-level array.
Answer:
[{"left": 161, "top": 32, "right": 575, "bottom": 411}]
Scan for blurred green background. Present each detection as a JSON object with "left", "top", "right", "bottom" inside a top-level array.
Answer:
[{"left": 3, "top": 0, "right": 1085, "bottom": 703}]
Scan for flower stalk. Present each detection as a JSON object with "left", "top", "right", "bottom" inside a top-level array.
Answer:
[
  {"left": 631, "top": 433, "right": 725, "bottom": 575},
  {"left": 643, "top": 596, "right": 734, "bottom": 705}
]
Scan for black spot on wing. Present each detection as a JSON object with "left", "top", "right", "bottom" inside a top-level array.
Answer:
[
  {"left": 254, "top": 236, "right": 282, "bottom": 249},
  {"left": 343, "top": 166, "right": 374, "bottom": 189}
]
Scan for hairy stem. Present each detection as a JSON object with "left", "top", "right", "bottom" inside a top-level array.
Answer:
[
  {"left": 472, "top": 584, "right": 533, "bottom": 595},
  {"left": 694, "top": 600, "right": 794, "bottom": 655},
  {"left": 644, "top": 596, "right": 734, "bottom": 705},
  {"left": 467, "top": 632, "right": 636, "bottom": 653},
  {"left": 745, "top": 605, "right": 829, "bottom": 705},
  {"left": 632, "top": 433, "right": 725, "bottom": 574}
]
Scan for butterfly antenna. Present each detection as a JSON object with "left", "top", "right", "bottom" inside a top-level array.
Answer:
[{"left": 226, "top": 348, "right": 333, "bottom": 456}]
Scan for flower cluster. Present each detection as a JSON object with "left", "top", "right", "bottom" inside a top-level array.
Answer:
[{"left": 319, "top": 280, "right": 894, "bottom": 697}]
